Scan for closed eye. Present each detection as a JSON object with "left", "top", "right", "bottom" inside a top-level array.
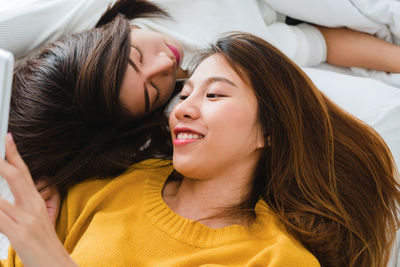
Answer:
[
  {"left": 128, "top": 45, "right": 143, "bottom": 72},
  {"left": 150, "top": 81, "right": 160, "bottom": 102}
]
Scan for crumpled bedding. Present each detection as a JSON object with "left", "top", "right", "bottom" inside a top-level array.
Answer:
[
  {"left": 351, "top": 0, "right": 400, "bottom": 44},
  {"left": 265, "top": 0, "right": 400, "bottom": 42},
  {"left": 264, "top": 0, "right": 400, "bottom": 87}
]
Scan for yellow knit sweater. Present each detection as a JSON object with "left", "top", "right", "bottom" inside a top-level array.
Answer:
[{"left": 3, "top": 159, "right": 320, "bottom": 266}]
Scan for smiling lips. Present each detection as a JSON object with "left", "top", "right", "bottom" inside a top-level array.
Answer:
[{"left": 173, "top": 128, "right": 204, "bottom": 146}]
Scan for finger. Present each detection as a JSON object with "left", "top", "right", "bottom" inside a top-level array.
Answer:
[
  {"left": 0, "top": 191, "right": 47, "bottom": 230},
  {"left": 4, "top": 133, "right": 31, "bottom": 180},
  {"left": 0, "top": 198, "right": 21, "bottom": 223},
  {"left": 0, "top": 158, "right": 22, "bottom": 191},
  {"left": 0, "top": 159, "right": 36, "bottom": 206},
  {"left": 0, "top": 208, "right": 18, "bottom": 237},
  {"left": 0, "top": 133, "right": 37, "bottom": 203}
]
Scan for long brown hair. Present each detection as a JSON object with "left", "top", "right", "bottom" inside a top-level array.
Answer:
[
  {"left": 201, "top": 33, "right": 400, "bottom": 266},
  {"left": 9, "top": 0, "right": 172, "bottom": 191}
]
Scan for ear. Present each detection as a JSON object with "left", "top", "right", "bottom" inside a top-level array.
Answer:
[{"left": 255, "top": 127, "right": 266, "bottom": 149}]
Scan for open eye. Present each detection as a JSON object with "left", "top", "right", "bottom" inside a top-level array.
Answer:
[
  {"left": 206, "top": 93, "right": 220, "bottom": 98},
  {"left": 179, "top": 85, "right": 191, "bottom": 101},
  {"left": 207, "top": 92, "right": 227, "bottom": 99}
]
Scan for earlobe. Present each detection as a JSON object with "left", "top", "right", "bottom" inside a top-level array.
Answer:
[
  {"left": 256, "top": 130, "right": 267, "bottom": 149},
  {"left": 256, "top": 130, "right": 272, "bottom": 149},
  {"left": 267, "top": 136, "right": 271, "bottom": 147}
]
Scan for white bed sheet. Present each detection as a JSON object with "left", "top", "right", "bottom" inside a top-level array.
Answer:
[{"left": 304, "top": 67, "right": 400, "bottom": 169}]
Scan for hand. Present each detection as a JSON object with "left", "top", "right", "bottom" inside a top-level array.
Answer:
[
  {"left": 0, "top": 133, "right": 77, "bottom": 267},
  {"left": 36, "top": 181, "right": 61, "bottom": 227}
]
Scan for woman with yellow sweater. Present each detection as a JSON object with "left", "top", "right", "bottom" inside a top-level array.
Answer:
[{"left": 0, "top": 33, "right": 399, "bottom": 266}]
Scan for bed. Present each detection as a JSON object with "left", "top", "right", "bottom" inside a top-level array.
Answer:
[{"left": 0, "top": 0, "right": 399, "bottom": 265}]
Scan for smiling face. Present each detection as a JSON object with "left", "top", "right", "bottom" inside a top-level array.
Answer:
[
  {"left": 119, "top": 27, "right": 184, "bottom": 117},
  {"left": 169, "top": 54, "right": 264, "bottom": 179}
]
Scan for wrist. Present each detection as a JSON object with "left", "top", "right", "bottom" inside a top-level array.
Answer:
[{"left": 20, "top": 229, "right": 78, "bottom": 267}]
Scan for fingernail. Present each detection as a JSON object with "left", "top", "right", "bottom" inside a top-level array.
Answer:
[{"left": 7, "top": 133, "right": 14, "bottom": 144}]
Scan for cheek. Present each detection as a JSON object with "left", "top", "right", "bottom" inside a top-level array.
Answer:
[
  {"left": 119, "top": 87, "right": 145, "bottom": 117},
  {"left": 212, "top": 103, "right": 257, "bottom": 133},
  {"left": 159, "top": 78, "right": 177, "bottom": 107},
  {"left": 207, "top": 102, "right": 260, "bottom": 153},
  {"left": 119, "top": 68, "right": 146, "bottom": 116}
]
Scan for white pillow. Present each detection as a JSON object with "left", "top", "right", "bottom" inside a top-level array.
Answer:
[{"left": 303, "top": 67, "right": 400, "bottom": 170}]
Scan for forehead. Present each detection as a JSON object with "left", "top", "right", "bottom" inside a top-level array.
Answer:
[
  {"left": 190, "top": 55, "right": 246, "bottom": 85},
  {"left": 130, "top": 27, "right": 151, "bottom": 40},
  {"left": 187, "top": 55, "right": 258, "bottom": 107}
]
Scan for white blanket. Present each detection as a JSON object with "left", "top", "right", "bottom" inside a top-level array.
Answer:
[
  {"left": 265, "top": 0, "right": 400, "bottom": 87},
  {"left": 265, "top": 0, "right": 400, "bottom": 41}
]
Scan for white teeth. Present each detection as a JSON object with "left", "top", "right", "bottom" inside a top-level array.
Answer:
[{"left": 176, "top": 133, "right": 203, "bottom": 140}]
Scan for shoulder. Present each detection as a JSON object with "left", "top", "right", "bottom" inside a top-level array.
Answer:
[
  {"left": 254, "top": 237, "right": 320, "bottom": 266},
  {"left": 56, "top": 159, "right": 173, "bottom": 240},
  {"left": 250, "top": 226, "right": 320, "bottom": 266},
  {"left": 68, "top": 159, "right": 172, "bottom": 197},
  {"left": 248, "top": 200, "right": 320, "bottom": 266},
  {"left": 64, "top": 159, "right": 173, "bottom": 211}
]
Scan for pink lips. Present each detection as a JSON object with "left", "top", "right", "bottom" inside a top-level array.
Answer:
[
  {"left": 173, "top": 127, "right": 203, "bottom": 146},
  {"left": 167, "top": 44, "right": 181, "bottom": 66},
  {"left": 173, "top": 139, "right": 198, "bottom": 146}
]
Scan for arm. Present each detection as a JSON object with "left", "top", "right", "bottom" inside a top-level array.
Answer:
[
  {"left": 316, "top": 26, "right": 400, "bottom": 73},
  {"left": 0, "top": 133, "right": 77, "bottom": 267}
]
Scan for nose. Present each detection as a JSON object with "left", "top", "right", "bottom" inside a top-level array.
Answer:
[
  {"left": 147, "top": 52, "right": 175, "bottom": 78},
  {"left": 173, "top": 94, "right": 200, "bottom": 121}
]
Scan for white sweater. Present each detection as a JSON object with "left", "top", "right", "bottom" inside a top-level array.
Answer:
[
  {"left": 0, "top": 0, "right": 326, "bottom": 69},
  {"left": 0, "top": 0, "right": 115, "bottom": 59}
]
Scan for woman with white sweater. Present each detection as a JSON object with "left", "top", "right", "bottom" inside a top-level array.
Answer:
[{"left": 1, "top": 0, "right": 400, "bottom": 76}]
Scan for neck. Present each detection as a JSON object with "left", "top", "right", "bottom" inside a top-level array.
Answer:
[{"left": 163, "top": 165, "right": 257, "bottom": 228}]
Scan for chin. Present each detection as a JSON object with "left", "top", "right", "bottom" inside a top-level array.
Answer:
[{"left": 172, "top": 156, "right": 201, "bottom": 179}]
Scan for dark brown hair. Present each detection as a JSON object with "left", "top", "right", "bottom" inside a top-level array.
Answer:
[
  {"left": 201, "top": 33, "right": 400, "bottom": 267},
  {"left": 9, "top": 0, "right": 172, "bottom": 191}
]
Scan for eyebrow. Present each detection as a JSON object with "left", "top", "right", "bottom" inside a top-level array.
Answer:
[
  {"left": 128, "top": 45, "right": 143, "bottom": 73},
  {"left": 184, "top": 76, "right": 237, "bottom": 88}
]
